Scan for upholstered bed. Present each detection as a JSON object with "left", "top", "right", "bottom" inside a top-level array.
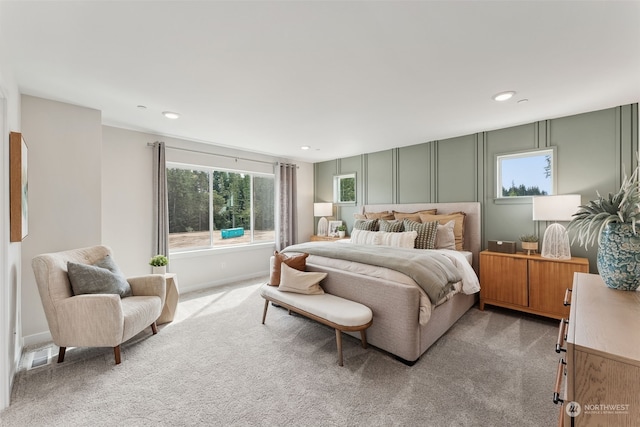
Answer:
[{"left": 280, "top": 202, "right": 481, "bottom": 364}]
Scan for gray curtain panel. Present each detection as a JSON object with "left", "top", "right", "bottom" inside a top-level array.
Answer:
[
  {"left": 276, "top": 162, "right": 297, "bottom": 251},
  {"left": 152, "top": 141, "right": 169, "bottom": 258}
]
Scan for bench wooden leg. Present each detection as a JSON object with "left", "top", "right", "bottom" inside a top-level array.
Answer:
[
  {"left": 57, "top": 346, "right": 66, "bottom": 363},
  {"left": 360, "top": 330, "right": 368, "bottom": 349},
  {"left": 262, "top": 299, "right": 269, "bottom": 324},
  {"left": 335, "top": 329, "right": 343, "bottom": 367}
]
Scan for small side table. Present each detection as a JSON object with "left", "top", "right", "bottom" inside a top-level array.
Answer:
[{"left": 157, "top": 273, "right": 179, "bottom": 325}]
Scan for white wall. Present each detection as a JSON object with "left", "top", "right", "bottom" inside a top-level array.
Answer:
[
  {"left": 0, "top": 60, "right": 22, "bottom": 412},
  {"left": 101, "top": 126, "right": 314, "bottom": 292},
  {"left": 18, "top": 105, "right": 314, "bottom": 345},
  {"left": 20, "top": 95, "right": 103, "bottom": 343}
]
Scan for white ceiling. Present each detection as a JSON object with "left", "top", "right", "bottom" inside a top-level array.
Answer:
[{"left": 1, "top": 1, "right": 639, "bottom": 163}]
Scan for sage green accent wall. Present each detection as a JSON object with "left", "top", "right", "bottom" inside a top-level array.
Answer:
[
  {"left": 313, "top": 104, "right": 638, "bottom": 273},
  {"left": 314, "top": 160, "right": 336, "bottom": 204},
  {"left": 398, "top": 143, "right": 431, "bottom": 203},
  {"left": 366, "top": 150, "right": 395, "bottom": 204},
  {"left": 435, "top": 135, "right": 477, "bottom": 203}
]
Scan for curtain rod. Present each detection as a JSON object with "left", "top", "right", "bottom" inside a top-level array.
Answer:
[{"left": 147, "top": 142, "right": 280, "bottom": 166}]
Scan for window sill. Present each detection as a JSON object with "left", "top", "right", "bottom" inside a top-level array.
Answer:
[{"left": 170, "top": 242, "right": 275, "bottom": 259}]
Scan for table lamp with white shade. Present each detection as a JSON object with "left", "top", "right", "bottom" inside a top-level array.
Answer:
[
  {"left": 532, "top": 194, "right": 581, "bottom": 260},
  {"left": 314, "top": 202, "right": 333, "bottom": 236}
]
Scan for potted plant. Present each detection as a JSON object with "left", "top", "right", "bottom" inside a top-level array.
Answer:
[
  {"left": 150, "top": 254, "right": 168, "bottom": 274},
  {"left": 519, "top": 234, "right": 539, "bottom": 255},
  {"left": 336, "top": 224, "right": 347, "bottom": 238},
  {"left": 567, "top": 162, "right": 640, "bottom": 290}
]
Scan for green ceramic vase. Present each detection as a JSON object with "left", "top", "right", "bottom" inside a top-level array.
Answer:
[{"left": 597, "top": 223, "right": 640, "bottom": 291}]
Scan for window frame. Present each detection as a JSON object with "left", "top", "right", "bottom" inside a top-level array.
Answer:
[
  {"left": 333, "top": 172, "right": 357, "bottom": 205},
  {"left": 495, "top": 147, "right": 556, "bottom": 200},
  {"left": 167, "top": 161, "right": 275, "bottom": 254}
]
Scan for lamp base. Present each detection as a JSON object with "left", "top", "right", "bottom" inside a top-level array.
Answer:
[
  {"left": 541, "top": 223, "right": 571, "bottom": 260},
  {"left": 317, "top": 217, "right": 328, "bottom": 236}
]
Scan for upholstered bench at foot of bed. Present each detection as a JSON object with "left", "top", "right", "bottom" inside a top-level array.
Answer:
[{"left": 259, "top": 283, "right": 373, "bottom": 366}]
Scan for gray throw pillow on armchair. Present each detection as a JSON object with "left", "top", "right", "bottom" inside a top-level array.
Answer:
[{"left": 67, "top": 255, "right": 132, "bottom": 297}]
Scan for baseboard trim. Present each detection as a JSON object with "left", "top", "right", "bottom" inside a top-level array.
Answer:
[
  {"left": 179, "top": 271, "right": 268, "bottom": 294},
  {"left": 22, "top": 330, "right": 52, "bottom": 348}
]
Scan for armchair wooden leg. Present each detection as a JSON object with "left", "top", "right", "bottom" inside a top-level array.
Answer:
[
  {"left": 57, "top": 347, "right": 66, "bottom": 363},
  {"left": 151, "top": 322, "right": 158, "bottom": 334},
  {"left": 114, "top": 345, "right": 121, "bottom": 365}
]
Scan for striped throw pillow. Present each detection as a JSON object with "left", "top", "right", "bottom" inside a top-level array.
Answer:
[
  {"left": 379, "top": 219, "right": 404, "bottom": 232},
  {"left": 403, "top": 219, "right": 438, "bottom": 249},
  {"left": 354, "top": 218, "right": 379, "bottom": 231}
]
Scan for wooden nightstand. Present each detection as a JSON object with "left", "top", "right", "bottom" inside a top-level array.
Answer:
[
  {"left": 310, "top": 235, "right": 348, "bottom": 242},
  {"left": 479, "top": 250, "right": 588, "bottom": 319}
]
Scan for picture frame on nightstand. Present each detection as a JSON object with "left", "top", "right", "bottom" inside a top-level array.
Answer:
[{"left": 328, "top": 220, "right": 342, "bottom": 236}]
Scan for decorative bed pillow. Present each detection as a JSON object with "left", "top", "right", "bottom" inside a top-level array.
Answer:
[
  {"left": 278, "top": 263, "right": 326, "bottom": 295},
  {"left": 435, "top": 220, "right": 456, "bottom": 250},
  {"left": 350, "top": 229, "right": 417, "bottom": 248},
  {"left": 393, "top": 209, "right": 437, "bottom": 222},
  {"left": 67, "top": 256, "right": 132, "bottom": 298},
  {"left": 377, "top": 230, "right": 418, "bottom": 248},
  {"left": 350, "top": 229, "right": 380, "bottom": 245},
  {"left": 419, "top": 212, "right": 466, "bottom": 251},
  {"left": 269, "top": 251, "right": 309, "bottom": 286},
  {"left": 378, "top": 219, "right": 404, "bottom": 232},
  {"left": 364, "top": 211, "right": 395, "bottom": 220},
  {"left": 353, "top": 218, "right": 379, "bottom": 231},
  {"left": 403, "top": 219, "right": 438, "bottom": 249}
]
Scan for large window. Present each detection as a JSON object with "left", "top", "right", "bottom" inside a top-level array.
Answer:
[{"left": 167, "top": 163, "right": 275, "bottom": 252}]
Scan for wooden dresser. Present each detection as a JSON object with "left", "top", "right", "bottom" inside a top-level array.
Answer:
[{"left": 555, "top": 273, "right": 640, "bottom": 426}]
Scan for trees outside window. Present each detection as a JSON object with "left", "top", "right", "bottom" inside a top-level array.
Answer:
[{"left": 167, "top": 164, "right": 274, "bottom": 251}]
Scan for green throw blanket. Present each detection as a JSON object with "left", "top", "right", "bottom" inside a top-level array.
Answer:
[{"left": 282, "top": 242, "right": 462, "bottom": 302}]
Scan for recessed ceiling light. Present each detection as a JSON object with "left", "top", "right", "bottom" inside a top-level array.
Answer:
[
  {"left": 162, "top": 111, "right": 180, "bottom": 119},
  {"left": 301, "top": 146, "right": 310, "bottom": 150},
  {"left": 492, "top": 91, "right": 516, "bottom": 102},
  {"left": 517, "top": 98, "right": 529, "bottom": 104}
]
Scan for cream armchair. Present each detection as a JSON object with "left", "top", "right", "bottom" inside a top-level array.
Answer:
[{"left": 32, "top": 245, "right": 166, "bottom": 364}]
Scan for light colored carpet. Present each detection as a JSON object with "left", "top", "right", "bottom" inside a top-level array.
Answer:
[{"left": 1, "top": 277, "right": 560, "bottom": 426}]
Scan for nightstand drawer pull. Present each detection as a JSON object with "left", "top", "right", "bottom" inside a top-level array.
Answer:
[
  {"left": 553, "top": 358, "right": 567, "bottom": 404},
  {"left": 563, "top": 288, "right": 572, "bottom": 306},
  {"left": 556, "top": 318, "right": 568, "bottom": 353}
]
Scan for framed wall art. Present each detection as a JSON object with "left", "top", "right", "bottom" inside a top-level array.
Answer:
[{"left": 10, "top": 131, "right": 28, "bottom": 242}]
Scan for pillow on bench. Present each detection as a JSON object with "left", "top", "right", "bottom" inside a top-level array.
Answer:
[
  {"left": 278, "top": 263, "right": 327, "bottom": 295},
  {"left": 269, "top": 251, "right": 309, "bottom": 286}
]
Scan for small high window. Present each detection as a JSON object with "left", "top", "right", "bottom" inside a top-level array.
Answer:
[
  {"left": 496, "top": 148, "right": 555, "bottom": 198},
  {"left": 333, "top": 173, "right": 356, "bottom": 204}
]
